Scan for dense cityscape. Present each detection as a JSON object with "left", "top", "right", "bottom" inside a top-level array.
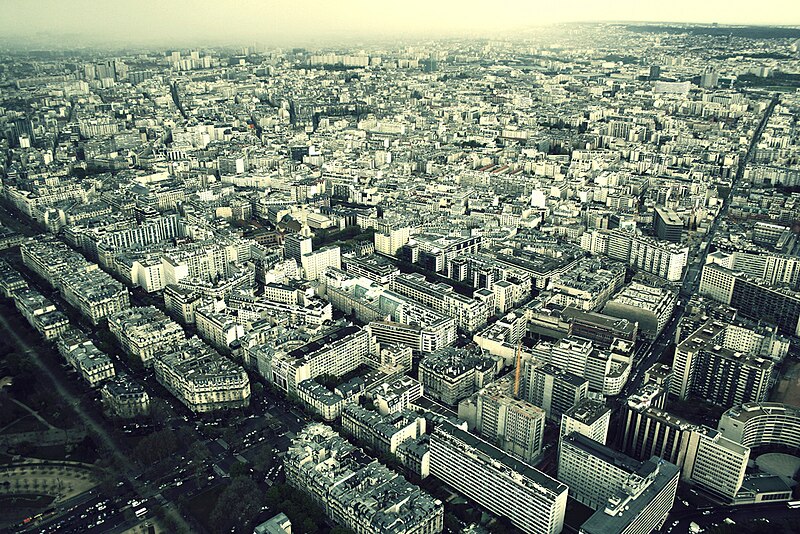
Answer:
[{"left": 0, "top": 17, "right": 800, "bottom": 534}]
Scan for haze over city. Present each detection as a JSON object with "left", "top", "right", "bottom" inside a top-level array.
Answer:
[{"left": 2, "top": 0, "right": 800, "bottom": 46}]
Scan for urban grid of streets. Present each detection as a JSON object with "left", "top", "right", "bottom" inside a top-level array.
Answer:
[{"left": 0, "top": 21, "right": 800, "bottom": 534}]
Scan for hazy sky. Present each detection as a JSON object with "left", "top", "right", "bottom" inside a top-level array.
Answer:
[{"left": 3, "top": 0, "right": 800, "bottom": 45}]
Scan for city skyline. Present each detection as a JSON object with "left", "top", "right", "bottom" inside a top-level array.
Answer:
[{"left": 2, "top": 0, "right": 800, "bottom": 47}]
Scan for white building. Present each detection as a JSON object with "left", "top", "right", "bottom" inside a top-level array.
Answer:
[
  {"left": 301, "top": 246, "right": 341, "bottom": 281},
  {"left": 560, "top": 399, "right": 611, "bottom": 445},
  {"left": 430, "top": 421, "right": 568, "bottom": 534}
]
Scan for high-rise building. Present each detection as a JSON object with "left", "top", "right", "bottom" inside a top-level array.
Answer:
[
  {"left": 476, "top": 378, "right": 546, "bottom": 464},
  {"left": 283, "top": 232, "right": 312, "bottom": 263},
  {"left": 560, "top": 398, "right": 611, "bottom": 445},
  {"left": 622, "top": 383, "right": 693, "bottom": 465},
  {"left": 430, "top": 421, "right": 568, "bottom": 534},
  {"left": 532, "top": 336, "right": 593, "bottom": 378},
  {"left": 525, "top": 363, "right": 589, "bottom": 422},
  {"left": 700, "top": 69, "right": 719, "bottom": 88},
  {"left": 559, "top": 433, "right": 679, "bottom": 534},
  {"left": 374, "top": 226, "right": 411, "bottom": 255},
  {"left": 621, "top": 384, "right": 751, "bottom": 501},
  {"left": 682, "top": 427, "right": 749, "bottom": 501},
  {"left": 649, "top": 65, "right": 662, "bottom": 80},
  {"left": 301, "top": 245, "right": 341, "bottom": 281},
  {"left": 699, "top": 261, "right": 800, "bottom": 336},
  {"left": 652, "top": 206, "right": 683, "bottom": 243},
  {"left": 601, "top": 230, "right": 688, "bottom": 282},
  {"left": 560, "top": 436, "right": 679, "bottom": 534},
  {"left": 671, "top": 319, "right": 773, "bottom": 406}
]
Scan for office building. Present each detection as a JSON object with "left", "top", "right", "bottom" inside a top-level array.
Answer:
[
  {"left": 525, "top": 362, "right": 589, "bottom": 422},
  {"left": 603, "top": 282, "right": 677, "bottom": 338},
  {"left": 418, "top": 346, "right": 500, "bottom": 406},
  {"left": 195, "top": 299, "right": 245, "bottom": 352},
  {"left": 559, "top": 433, "right": 680, "bottom": 533},
  {"left": 476, "top": 376, "right": 546, "bottom": 464},
  {"left": 391, "top": 272, "right": 490, "bottom": 333},
  {"left": 562, "top": 306, "right": 638, "bottom": 350},
  {"left": 264, "top": 325, "right": 376, "bottom": 395},
  {"left": 342, "top": 253, "right": 400, "bottom": 286},
  {"left": 164, "top": 284, "right": 202, "bottom": 323},
  {"left": 560, "top": 399, "right": 611, "bottom": 445},
  {"left": 341, "top": 404, "right": 425, "bottom": 455},
  {"left": 430, "top": 421, "right": 568, "bottom": 534},
  {"left": 323, "top": 269, "right": 456, "bottom": 353},
  {"left": 652, "top": 206, "right": 683, "bottom": 243}
]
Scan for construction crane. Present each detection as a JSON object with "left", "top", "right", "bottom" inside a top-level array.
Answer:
[{"left": 513, "top": 341, "right": 523, "bottom": 398}]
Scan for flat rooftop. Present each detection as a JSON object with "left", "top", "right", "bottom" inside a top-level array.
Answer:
[{"left": 436, "top": 421, "right": 567, "bottom": 495}]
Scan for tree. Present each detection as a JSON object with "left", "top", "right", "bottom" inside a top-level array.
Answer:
[
  {"left": 148, "top": 398, "right": 171, "bottom": 426},
  {"left": 132, "top": 429, "right": 178, "bottom": 465},
  {"left": 314, "top": 373, "right": 338, "bottom": 390},
  {"left": 251, "top": 445, "right": 274, "bottom": 474},
  {"left": 229, "top": 460, "right": 248, "bottom": 477},
  {"left": 263, "top": 484, "right": 326, "bottom": 533},
  {"left": 298, "top": 517, "right": 318, "bottom": 534},
  {"left": 209, "top": 476, "right": 264, "bottom": 533},
  {"left": 187, "top": 441, "right": 210, "bottom": 464}
]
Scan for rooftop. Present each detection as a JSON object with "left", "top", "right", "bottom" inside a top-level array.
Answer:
[{"left": 435, "top": 421, "right": 567, "bottom": 495}]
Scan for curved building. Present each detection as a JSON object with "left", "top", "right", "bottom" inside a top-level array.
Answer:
[{"left": 718, "top": 402, "right": 800, "bottom": 450}]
